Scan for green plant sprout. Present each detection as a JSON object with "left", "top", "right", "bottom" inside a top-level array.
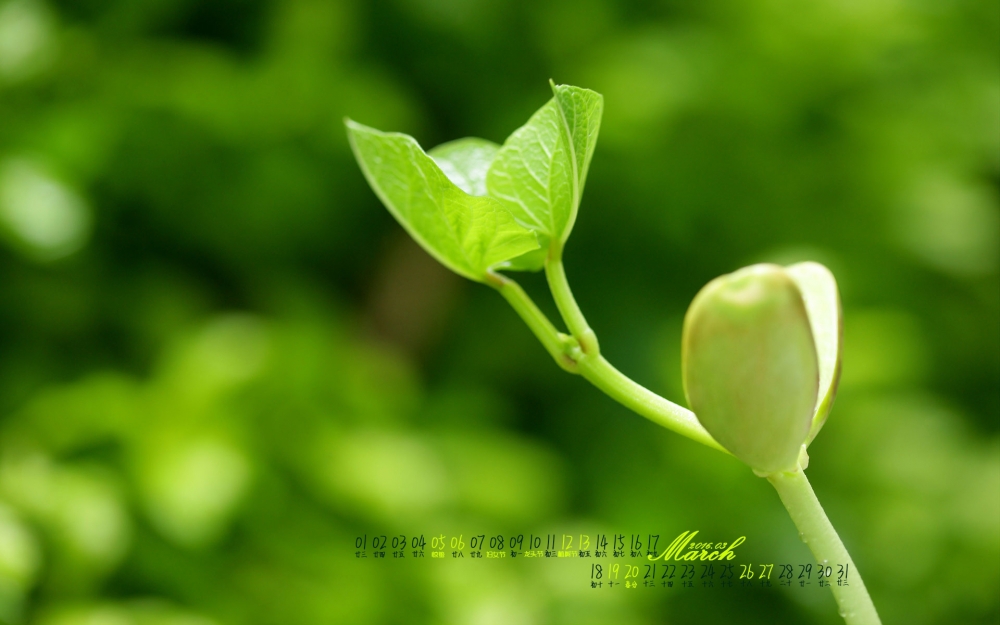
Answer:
[{"left": 345, "top": 81, "right": 881, "bottom": 625}]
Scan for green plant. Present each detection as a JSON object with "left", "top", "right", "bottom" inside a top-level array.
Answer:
[{"left": 346, "top": 81, "right": 881, "bottom": 625}]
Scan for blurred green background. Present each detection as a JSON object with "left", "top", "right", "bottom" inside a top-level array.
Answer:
[{"left": 0, "top": 0, "right": 997, "bottom": 623}]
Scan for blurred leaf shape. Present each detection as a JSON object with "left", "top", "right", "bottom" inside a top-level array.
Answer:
[
  {"left": 581, "top": 33, "right": 699, "bottom": 148},
  {"left": 0, "top": 502, "right": 40, "bottom": 623},
  {"left": 0, "top": 0, "right": 55, "bottom": 82},
  {"left": 4, "top": 373, "right": 139, "bottom": 455},
  {"left": 322, "top": 429, "right": 450, "bottom": 518},
  {"left": 0, "top": 158, "right": 90, "bottom": 261},
  {"left": 436, "top": 431, "right": 564, "bottom": 523},
  {"left": 138, "top": 438, "right": 251, "bottom": 549},
  {"left": 159, "top": 314, "right": 270, "bottom": 400},
  {"left": 36, "top": 600, "right": 221, "bottom": 625},
  {"left": 0, "top": 454, "right": 130, "bottom": 571},
  {"left": 315, "top": 428, "right": 564, "bottom": 524},
  {"left": 896, "top": 172, "right": 1000, "bottom": 277}
]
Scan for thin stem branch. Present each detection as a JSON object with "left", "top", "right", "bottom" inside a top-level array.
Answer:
[
  {"left": 576, "top": 354, "right": 728, "bottom": 453},
  {"left": 767, "top": 469, "right": 881, "bottom": 625},
  {"left": 545, "top": 255, "right": 599, "bottom": 355},
  {"left": 489, "top": 272, "right": 578, "bottom": 373}
]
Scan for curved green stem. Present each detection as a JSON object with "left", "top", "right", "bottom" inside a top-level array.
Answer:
[
  {"left": 492, "top": 272, "right": 724, "bottom": 452},
  {"left": 489, "top": 272, "right": 579, "bottom": 373},
  {"left": 576, "top": 354, "right": 727, "bottom": 453},
  {"left": 545, "top": 254, "right": 599, "bottom": 355},
  {"left": 767, "top": 469, "right": 881, "bottom": 625}
]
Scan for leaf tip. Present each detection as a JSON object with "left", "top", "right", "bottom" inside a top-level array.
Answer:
[{"left": 344, "top": 118, "right": 365, "bottom": 139}]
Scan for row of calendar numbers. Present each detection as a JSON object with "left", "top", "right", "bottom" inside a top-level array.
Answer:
[
  {"left": 590, "top": 563, "right": 851, "bottom": 589},
  {"left": 357, "top": 533, "right": 691, "bottom": 557}
]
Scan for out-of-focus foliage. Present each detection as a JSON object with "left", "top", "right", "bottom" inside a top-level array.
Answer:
[{"left": 0, "top": 0, "right": 996, "bottom": 624}]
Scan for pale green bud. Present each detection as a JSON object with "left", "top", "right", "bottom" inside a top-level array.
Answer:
[{"left": 682, "top": 264, "right": 823, "bottom": 474}]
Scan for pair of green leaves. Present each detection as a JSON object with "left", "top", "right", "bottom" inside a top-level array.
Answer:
[
  {"left": 682, "top": 262, "right": 843, "bottom": 474},
  {"left": 345, "top": 81, "right": 603, "bottom": 282}
]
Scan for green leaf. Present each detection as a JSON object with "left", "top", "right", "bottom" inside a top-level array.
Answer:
[
  {"left": 551, "top": 82, "right": 603, "bottom": 201},
  {"left": 786, "top": 262, "right": 843, "bottom": 445},
  {"left": 428, "top": 138, "right": 499, "bottom": 197},
  {"left": 345, "top": 120, "right": 539, "bottom": 282},
  {"left": 682, "top": 264, "right": 819, "bottom": 474},
  {"left": 497, "top": 246, "right": 548, "bottom": 272},
  {"left": 486, "top": 83, "right": 603, "bottom": 250}
]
